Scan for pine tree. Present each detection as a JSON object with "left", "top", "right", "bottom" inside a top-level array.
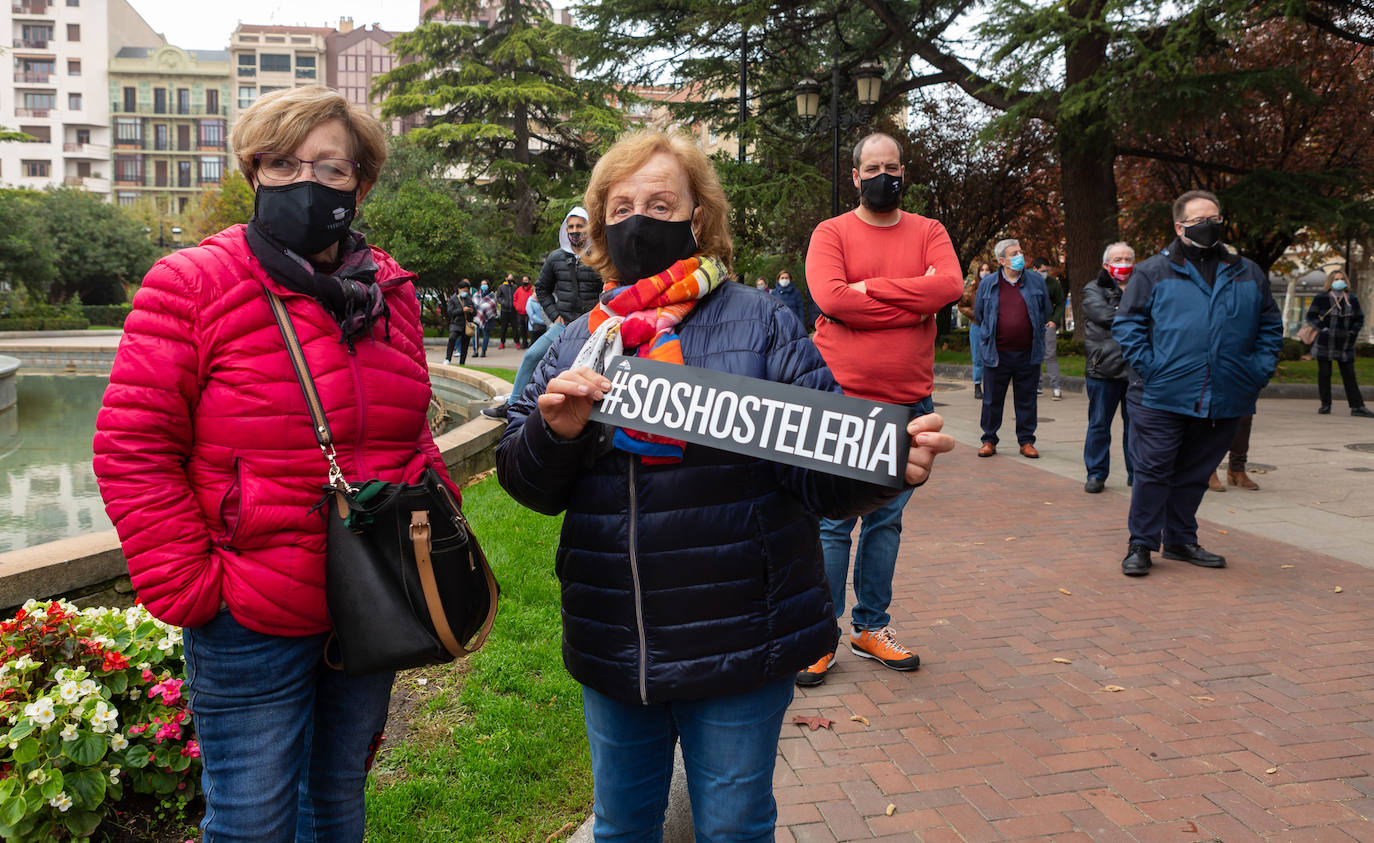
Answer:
[{"left": 377, "top": 0, "right": 624, "bottom": 248}]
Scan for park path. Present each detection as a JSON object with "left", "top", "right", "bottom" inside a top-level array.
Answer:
[{"left": 779, "top": 443, "right": 1374, "bottom": 841}]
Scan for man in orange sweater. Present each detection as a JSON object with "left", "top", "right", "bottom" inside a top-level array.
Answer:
[{"left": 798, "top": 132, "right": 963, "bottom": 687}]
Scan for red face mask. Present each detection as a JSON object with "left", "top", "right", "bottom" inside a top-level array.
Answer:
[{"left": 1105, "top": 263, "right": 1133, "bottom": 282}]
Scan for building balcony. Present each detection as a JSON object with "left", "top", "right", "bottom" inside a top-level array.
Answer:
[
  {"left": 14, "top": 72, "right": 54, "bottom": 85},
  {"left": 295, "top": 68, "right": 316, "bottom": 79},
  {"left": 109, "top": 104, "right": 231, "bottom": 117},
  {"left": 11, "top": 0, "right": 51, "bottom": 13},
  {"left": 11, "top": 38, "right": 51, "bottom": 49},
  {"left": 237, "top": 66, "right": 256, "bottom": 77},
  {"left": 63, "top": 176, "right": 109, "bottom": 192},
  {"left": 14, "top": 107, "right": 52, "bottom": 118},
  {"left": 63, "top": 142, "right": 109, "bottom": 158}
]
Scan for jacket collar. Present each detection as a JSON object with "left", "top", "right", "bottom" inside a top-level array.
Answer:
[{"left": 1164, "top": 238, "right": 1241, "bottom": 269}]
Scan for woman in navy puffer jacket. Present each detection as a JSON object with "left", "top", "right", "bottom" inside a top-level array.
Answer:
[{"left": 496, "top": 130, "right": 955, "bottom": 842}]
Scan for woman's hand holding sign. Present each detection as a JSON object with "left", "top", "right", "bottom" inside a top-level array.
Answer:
[
  {"left": 905, "top": 413, "right": 955, "bottom": 487},
  {"left": 540, "top": 366, "right": 612, "bottom": 440}
]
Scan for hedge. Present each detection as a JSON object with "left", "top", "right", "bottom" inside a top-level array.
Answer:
[
  {"left": 0, "top": 317, "right": 90, "bottom": 331},
  {"left": 80, "top": 305, "right": 132, "bottom": 327}
]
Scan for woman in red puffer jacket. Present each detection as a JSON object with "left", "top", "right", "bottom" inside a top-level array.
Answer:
[{"left": 93, "top": 86, "right": 455, "bottom": 843}]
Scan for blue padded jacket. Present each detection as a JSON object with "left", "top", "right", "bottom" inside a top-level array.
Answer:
[
  {"left": 1113, "top": 240, "right": 1282, "bottom": 419},
  {"left": 496, "top": 281, "right": 898, "bottom": 704}
]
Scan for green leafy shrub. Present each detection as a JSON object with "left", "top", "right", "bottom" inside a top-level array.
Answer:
[
  {"left": 1279, "top": 338, "right": 1307, "bottom": 361},
  {"left": 78, "top": 306, "right": 131, "bottom": 328},
  {"left": 940, "top": 329, "right": 971, "bottom": 351},
  {"left": 0, "top": 600, "right": 199, "bottom": 841},
  {"left": 1056, "top": 336, "right": 1086, "bottom": 357},
  {"left": 0, "top": 319, "right": 90, "bottom": 332},
  {"left": 1356, "top": 342, "right": 1373, "bottom": 359}
]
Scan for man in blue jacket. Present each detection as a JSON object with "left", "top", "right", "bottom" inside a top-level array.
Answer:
[
  {"left": 973, "top": 238, "right": 1051, "bottom": 458},
  {"left": 1112, "top": 190, "right": 1283, "bottom": 576}
]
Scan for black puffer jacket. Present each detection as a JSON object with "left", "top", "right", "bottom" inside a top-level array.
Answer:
[
  {"left": 497, "top": 281, "right": 898, "bottom": 704},
  {"left": 1083, "top": 269, "right": 1128, "bottom": 380},
  {"left": 536, "top": 248, "right": 602, "bottom": 323}
]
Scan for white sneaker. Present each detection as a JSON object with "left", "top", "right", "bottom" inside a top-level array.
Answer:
[{"left": 1052, "top": 389, "right": 1062, "bottom": 400}]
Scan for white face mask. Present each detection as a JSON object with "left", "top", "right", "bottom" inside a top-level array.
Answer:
[{"left": 778, "top": 277, "right": 791, "bottom": 286}]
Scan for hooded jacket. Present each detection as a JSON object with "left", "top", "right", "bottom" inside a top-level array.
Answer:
[
  {"left": 1082, "top": 268, "right": 1129, "bottom": 380},
  {"left": 770, "top": 281, "right": 808, "bottom": 330},
  {"left": 536, "top": 207, "right": 603, "bottom": 324},
  {"left": 1112, "top": 239, "right": 1283, "bottom": 418},
  {"left": 93, "top": 225, "right": 455, "bottom": 635},
  {"left": 496, "top": 281, "right": 899, "bottom": 704}
]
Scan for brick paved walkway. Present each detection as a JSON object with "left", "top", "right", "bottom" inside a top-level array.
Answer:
[{"left": 780, "top": 445, "right": 1374, "bottom": 841}]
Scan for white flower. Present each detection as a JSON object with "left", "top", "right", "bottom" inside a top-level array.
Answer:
[
  {"left": 0, "top": 663, "right": 9, "bottom": 677},
  {"left": 77, "top": 679, "right": 99, "bottom": 698},
  {"left": 60, "top": 723, "right": 79, "bottom": 741},
  {"left": 26, "top": 769, "right": 45, "bottom": 783},
  {"left": 157, "top": 637, "right": 175, "bottom": 652},
  {"left": 12, "top": 655, "right": 36, "bottom": 672},
  {"left": 48, "top": 792, "right": 72, "bottom": 813},
  {"left": 24, "top": 698, "right": 55, "bottom": 726},
  {"left": 6, "top": 741, "right": 15, "bottom": 750},
  {"left": 58, "top": 681, "right": 81, "bottom": 703},
  {"left": 110, "top": 733, "right": 128, "bottom": 751},
  {"left": 136, "top": 662, "right": 151, "bottom": 671},
  {"left": 108, "top": 766, "right": 121, "bottom": 784},
  {"left": 90, "top": 701, "right": 118, "bottom": 730}
]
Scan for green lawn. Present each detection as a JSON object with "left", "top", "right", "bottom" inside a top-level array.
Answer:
[
  {"left": 364, "top": 476, "right": 590, "bottom": 842},
  {"left": 467, "top": 366, "right": 518, "bottom": 382},
  {"left": 933, "top": 349, "right": 1373, "bottom": 385}
]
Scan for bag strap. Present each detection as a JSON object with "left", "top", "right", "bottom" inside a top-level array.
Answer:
[{"left": 266, "top": 290, "right": 353, "bottom": 493}]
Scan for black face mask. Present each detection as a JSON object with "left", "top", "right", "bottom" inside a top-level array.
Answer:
[
  {"left": 859, "top": 173, "right": 903, "bottom": 213},
  {"left": 1182, "top": 219, "right": 1223, "bottom": 250},
  {"left": 605, "top": 214, "right": 698, "bottom": 282},
  {"left": 254, "top": 181, "right": 357, "bottom": 256},
  {"left": 567, "top": 231, "right": 587, "bottom": 251}
]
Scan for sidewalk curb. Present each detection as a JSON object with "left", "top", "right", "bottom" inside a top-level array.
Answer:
[{"left": 933, "top": 362, "right": 1374, "bottom": 400}]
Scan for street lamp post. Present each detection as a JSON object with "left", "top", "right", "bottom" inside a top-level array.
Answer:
[{"left": 794, "top": 60, "right": 884, "bottom": 217}]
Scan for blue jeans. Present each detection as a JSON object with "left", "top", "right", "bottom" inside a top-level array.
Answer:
[
  {"left": 475, "top": 323, "right": 491, "bottom": 355},
  {"left": 582, "top": 678, "right": 794, "bottom": 843},
  {"left": 1084, "top": 377, "right": 1133, "bottom": 482},
  {"left": 510, "top": 320, "right": 566, "bottom": 403},
  {"left": 968, "top": 322, "right": 983, "bottom": 385},
  {"left": 820, "top": 396, "right": 932, "bottom": 632},
  {"left": 183, "top": 611, "right": 394, "bottom": 843}
]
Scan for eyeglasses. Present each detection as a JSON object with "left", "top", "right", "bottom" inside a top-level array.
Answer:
[
  {"left": 1179, "top": 215, "right": 1224, "bottom": 226},
  {"left": 254, "top": 152, "right": 359, "bottom": 188}
]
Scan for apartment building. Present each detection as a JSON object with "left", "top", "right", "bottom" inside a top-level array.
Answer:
[
  {"left": 108, "top": 44, "right": 230, "bottom": 213},
  {"left": 1, "top": 0, "right": 161, "bottom": 193},
  {"left": 325, "top": 18, "right": 411, "bottom": 135},
  {"left": 230, "top": 23, "right": 332, "bottom": 123}
]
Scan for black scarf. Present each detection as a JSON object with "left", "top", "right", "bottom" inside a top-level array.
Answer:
[{"left": 247, "top": 219, "right": 389, "bottom": 347}]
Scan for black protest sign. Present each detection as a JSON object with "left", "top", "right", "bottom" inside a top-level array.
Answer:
[{"left": 588, "top": 356, "right": 913, "bottom": 488}]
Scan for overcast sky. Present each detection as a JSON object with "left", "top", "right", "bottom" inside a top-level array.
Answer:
[{"left": 124, "top": 1, "right": 431, "bottom": 51}]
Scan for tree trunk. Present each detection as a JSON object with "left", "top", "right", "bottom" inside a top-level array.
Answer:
[
  {"left": 1059, "top": 0, "right": 1118, "bottom": 340},
  {"left": 513, "top": 98, "right": 533, "bottom": 240}
]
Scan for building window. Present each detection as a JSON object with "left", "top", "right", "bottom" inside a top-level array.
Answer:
[
  {"left": 117, "top": 192, "right": 139, "bottom": 207},
  {"left": 67, "top": 0, "right": 79, "bottom": 5},
  {"left": 153, "top": 88, "right": 167, "bottom": 114},
  {"left": 259, "top": 53, "right": 291, "bottom": 73},
  {"left": 259, "top": 86, "right": 286, "bottom": 96},
  {"left": 66, "top": 24, "right": 80, "bottom": 41},
  {"left": 296, "top": 55, "right": 316, "bottom": 79},
  {"left": 67, "top": 59, "right": 81, "bottom": 76},
  {"left": 22, "top": 160, "right": 51, "bottom": 178},
  {"left": 20, "top": 24, "right": 53, "bottom": 48},
  {"left": 76, "top": 129, "right": 90, "bottom": 145},
  {"left": 67, "top": 93, "right": 82, "bottom": 110},
  {"left": 199, "top": 156, "right": 223, "bottom": 184},
  {"left": 116, "top": 156, "right": 142, "bottom": 183},
  {"left": 206, "top": 89, "right": 220, "bottom": 115},
  {"left": 199, "top": 119, "right": 225, "bottom": 148},
  {"left": 177, "top": 88, "right": 190, "bottom": 114},
  {"left": 237, "top": 86, "right": 256, "bottom": 109},
  {"left": 123, "top": 87, "right": 136, "bottom": 112},
  {"left": 21, "top": 125, "right": 51, "bottom": 143},
  {"left": 178, "top": 161, "right": 192, "bottom": 188},
  {"left": 20, "top": 93, "right": 56, "bottom": 116},
  {"left": 154, "top": 124, "right": 168, "bottom": 150},
  {"left": 115, "top": 118, "right": 142, "bottom": 146}
]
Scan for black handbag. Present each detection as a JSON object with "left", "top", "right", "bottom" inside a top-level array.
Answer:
[{"left": 267, "top": 291, "right": 499, "bottom": 676}]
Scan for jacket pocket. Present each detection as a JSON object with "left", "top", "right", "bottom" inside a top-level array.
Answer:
[{"left": 217, "top": 457, "right": 244, "bottom": 548}]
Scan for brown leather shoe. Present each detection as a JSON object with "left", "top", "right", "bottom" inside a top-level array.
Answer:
[
  {"left": 1019, "top": 443, "right": 1039, "bottom": 459},
  {"left": 977, "top": 442, "right": 997, "bottom": 457},
  {"left": 1228, "top": 470, "right": 1259, "bottom": 490},
  {"left": 1207, "top": 471, "right": 1226, "bottom": 492}
]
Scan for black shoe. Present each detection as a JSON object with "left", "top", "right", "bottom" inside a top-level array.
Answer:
[
  {"left": 1122, "top": 544, "right": 1152, "bottom": 577},
  {"left": 480, "top": 403, "right": 509, "bottom": 420},
  {"left": 973, "top": 383, "right": 983, "bottom": 400},
  {"left": 1353, "top": 407, "right": 1374, "bottom": 418},
  {"left": 1084, "top": 477, "right": 1105, "bottom": 494},
  {"left": 1318, "top": 404, "right": 1331, "bottom": 414},
  {"left": 1161, "top": 543, "right": 1226, "bottom": 568},
  {"left": 1126, "top": 475, "right": 1134, "bottom": 487}
]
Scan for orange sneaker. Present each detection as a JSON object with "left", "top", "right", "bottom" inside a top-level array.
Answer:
[
  {"left": 850, "top": 627, "right": 920, "bottom": 671},
  {"left": 795, "top": 651, "right": 835, "bottom": 687}
]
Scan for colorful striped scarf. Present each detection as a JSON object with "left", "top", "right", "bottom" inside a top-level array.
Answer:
[{"left": 580, "top": 255, "right": 726, "bottom": 463}]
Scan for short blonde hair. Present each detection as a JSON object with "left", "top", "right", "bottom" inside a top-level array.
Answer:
[
  {"left": 583, "top": 129, "right": 733, "bottom": 283},
  {"left": 229, "top": 86, "right": 388, "bottom": 186}
]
